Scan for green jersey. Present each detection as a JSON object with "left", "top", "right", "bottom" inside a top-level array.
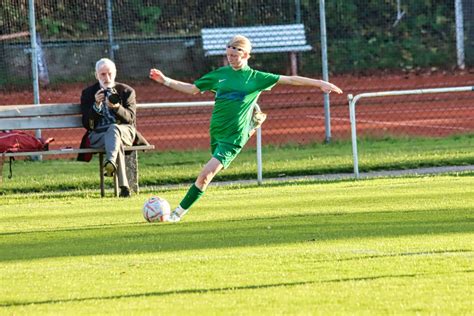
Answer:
[{"left": 194, "top": 65, "right": 280, "bottom": 147}]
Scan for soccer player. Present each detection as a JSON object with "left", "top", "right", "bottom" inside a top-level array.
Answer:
[{"left": 149, "top": 35, "right": 343, "bottom": 222}]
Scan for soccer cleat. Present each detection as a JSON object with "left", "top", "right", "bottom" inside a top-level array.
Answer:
[
  {"left": 167, "top": 206, "right": 189, "bottom": 223},
  {"left": 167, "top": 211, "right": 182, "bottom": 223},
  {"left": 104, "top": 160, "right": 116, "bottom": 177},
  {"left": 119, "top": 186, "right": 131, "bottom": 198}
]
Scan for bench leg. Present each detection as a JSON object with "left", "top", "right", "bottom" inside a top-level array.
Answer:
[
  {"left": 290, "top": 52, "right": 298, "bottom": 76},
  {"left": 99, "top": 153, "right": 105, "bottom": 197},
  {"left": 113, "top": 173, "right": 119, "bottom": 197},
  {"left": 125, "top": 151, "right": 139, "bottom": 194}
]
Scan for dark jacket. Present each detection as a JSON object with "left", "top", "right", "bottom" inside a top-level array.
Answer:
[{"left": 77, "top": 81, "right": 149, "bottom": 161}]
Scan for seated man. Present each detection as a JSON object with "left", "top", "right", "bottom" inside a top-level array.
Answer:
[{"left": 79, "top": 58, "right": 148, "bottom": 197}]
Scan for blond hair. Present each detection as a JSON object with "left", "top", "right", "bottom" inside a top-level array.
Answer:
[{"left": 227, "top": 35, "right": 252, "bottom": 53}]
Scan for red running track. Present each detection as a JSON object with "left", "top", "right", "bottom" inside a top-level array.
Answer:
[{"left": 1, "top": 70, "right": 473, "bottom": 151}]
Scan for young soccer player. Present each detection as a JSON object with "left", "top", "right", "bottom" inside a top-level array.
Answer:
[{"left": 149, "top": 35, "right": 343, "bottom": 222}]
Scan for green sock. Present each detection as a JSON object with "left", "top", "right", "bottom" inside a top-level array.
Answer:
[{"left": 179, "top": 184, "right": 204, "bottom": 210}]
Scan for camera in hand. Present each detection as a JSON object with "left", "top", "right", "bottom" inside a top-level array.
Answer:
[{"left": 104, "top": 88, "right": 120, "bottom": 104}]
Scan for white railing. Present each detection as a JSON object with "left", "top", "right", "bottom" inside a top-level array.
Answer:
[{"left": 347, "top": 86, "right": 474, "bottom": 178}]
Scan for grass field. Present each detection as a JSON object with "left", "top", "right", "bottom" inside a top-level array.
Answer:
[
  {"left": 1, "top": 174, "right": 473, "bottom": 314},
  {"left": 2, "top": 135, "right": 474, "bottom": 194}
]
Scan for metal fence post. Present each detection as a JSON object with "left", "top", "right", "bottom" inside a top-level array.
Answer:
[
  {"left": 319, "top": 0, "right": 331, "bottom": 143},
  {"left": 256, "top": 127, "right": 263, "bottom": 185},
  {"left": 347, "top": 94, "right": 359, "bottom": 179},
  {"left": 295, "top": 0, "right": 301, "bottom": 23},
  {"left": 456, "top": 0, "right": 465, "bottom": 69},
  {"left": 28, "top": 0, "right": 42, "bottom": 160},
  {"left": 107, "top": 0, "right": 115, "bottom": 60}
]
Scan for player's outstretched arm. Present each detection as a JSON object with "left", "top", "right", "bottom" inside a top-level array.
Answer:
[
  {"left": 278, "top": 75, "right": 343, "bottom": 94},
  {"left": 149, "top": 68, "right": 200, "bottom": 95}
]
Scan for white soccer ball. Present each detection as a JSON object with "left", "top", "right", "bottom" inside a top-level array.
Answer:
[{"left": 142, "top": 196, "right": 171, "bottom": 222}]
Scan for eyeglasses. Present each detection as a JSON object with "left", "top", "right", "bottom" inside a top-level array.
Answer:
[{"left": 227, "top": 45, "right": 245, "bottom": 52}]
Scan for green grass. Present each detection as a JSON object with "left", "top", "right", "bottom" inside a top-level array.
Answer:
[
  {"left": 0, "top": 175, "right": 473, "bottom": 314},
  {"left": 1, "top": 135, "right": 474, "bottom": 194}
]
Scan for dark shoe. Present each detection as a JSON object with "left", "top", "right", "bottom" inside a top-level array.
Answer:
[
  {"left": 119, "top": 186, "right": 131, "bottom": 198},
  {"left": 104, "top": 160, "right": 116, "bottom": 177}
]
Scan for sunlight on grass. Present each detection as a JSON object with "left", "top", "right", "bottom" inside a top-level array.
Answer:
[{"left": 0, "top": 175, "right": 473, "bottom": 314}]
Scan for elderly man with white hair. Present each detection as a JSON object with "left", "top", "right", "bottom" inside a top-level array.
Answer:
[{"left": 79, "top": 58, "right": 147, "bottom": 197}]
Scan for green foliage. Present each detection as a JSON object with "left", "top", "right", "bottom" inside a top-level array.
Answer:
[
  {"left": 311, "top": 0, "right": 456, "bottom": 72},
  {"left": 39, "top": 17, "right": 63, "bottom": 36},
  {"left": 136, "top": 5, "right": 161, "bottom": 34},
  {"left": 0, "top": 0, "right": 459, "bottom": 73}
]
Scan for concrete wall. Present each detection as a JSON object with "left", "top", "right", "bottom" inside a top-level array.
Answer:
[{"left": 0, "top": 37, "right": 213, "bottom": 86}]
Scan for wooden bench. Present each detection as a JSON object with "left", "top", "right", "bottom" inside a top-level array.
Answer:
[
  {"left": 0, "top": 103, "right": 154, "bottom": 197},
  {"left": 201, "top": 24, "right": 312, "bottom": 75}
]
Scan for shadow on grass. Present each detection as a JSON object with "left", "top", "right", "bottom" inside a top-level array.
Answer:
[
  {"left": 1, "top": 208, "right": 472, "bottom": 262},
  {"left": 1, "top": 269, "right": 471, "bottom": 308}
]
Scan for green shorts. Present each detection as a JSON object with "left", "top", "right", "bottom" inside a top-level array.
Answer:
[{"left": 211, "top": 141, "right": 242, "bottom": 169}]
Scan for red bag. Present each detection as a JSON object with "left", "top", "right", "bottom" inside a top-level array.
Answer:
[
  {"left": 0, "top": 130, "right": 54, "bottom": 180},
  {"left": 0, "top": 130, "right": 54, "bottom": 153}
]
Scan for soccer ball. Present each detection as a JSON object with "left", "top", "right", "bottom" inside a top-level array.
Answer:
[{"left": 142, "top": 196, "right": 171, "bottom": 222}]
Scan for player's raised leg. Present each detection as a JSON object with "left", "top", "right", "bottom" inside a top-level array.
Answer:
[{"left": 168, "top": 157, "right": 224, "bottom": 222}]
